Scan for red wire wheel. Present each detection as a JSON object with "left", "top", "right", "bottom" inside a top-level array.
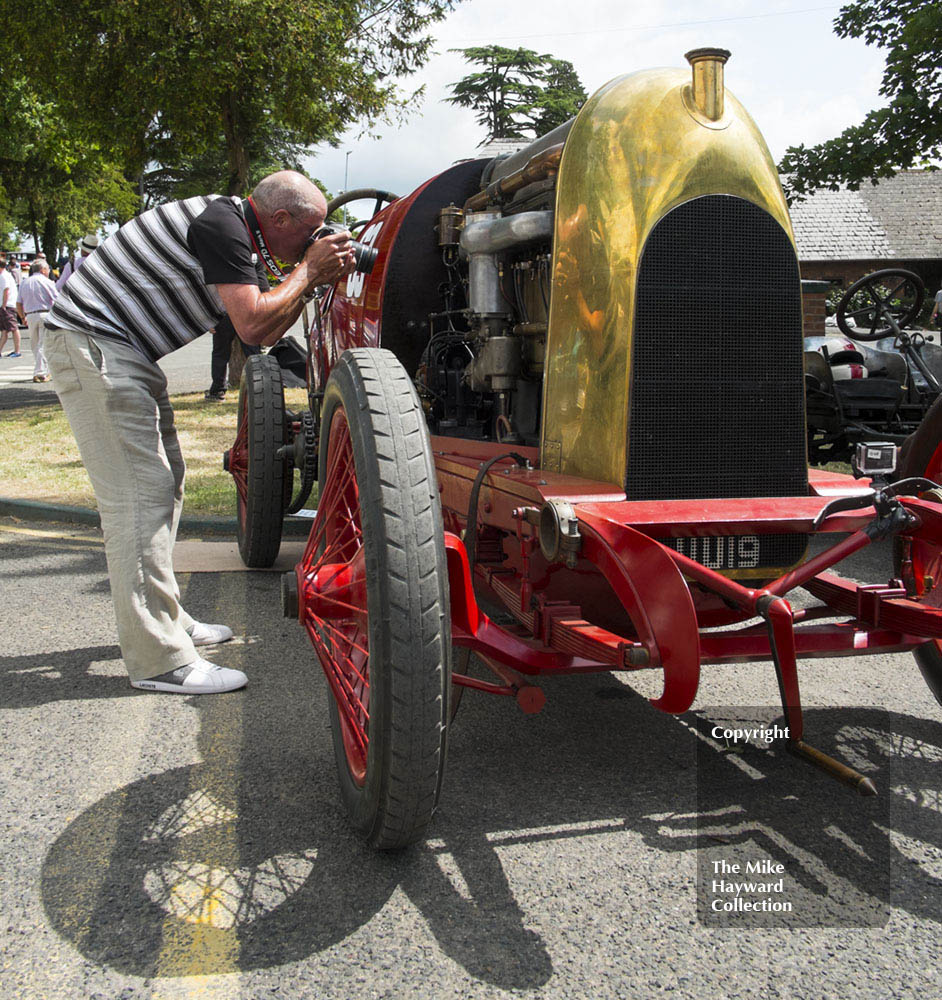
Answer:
[
  {"left": 228, "top": 355, "right": 290, "bottom": 567},
  {"left": 297, "top": 348, "right": 451, "bottom": 848},
  {"left": 895, "top": 393, "right": 942, "bottom": 706}
]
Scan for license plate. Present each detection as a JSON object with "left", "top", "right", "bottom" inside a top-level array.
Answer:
[{"left": 661, "top": 535, "right": 761, "bottom": 570}]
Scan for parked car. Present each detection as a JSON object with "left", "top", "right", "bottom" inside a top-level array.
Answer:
[{"left": 805, "top": 269, "right": 936, "bottom": 465}]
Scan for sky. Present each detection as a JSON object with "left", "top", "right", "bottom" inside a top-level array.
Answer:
[{"left": 304, "top": 0, "right": 888, "bottom": 204}]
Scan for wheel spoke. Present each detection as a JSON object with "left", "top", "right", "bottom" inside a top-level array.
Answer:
[
  {"left": 229, "top": 398, "right": 249, "bottom": 502},
  {"left": 314, "top": 626, "right": 370, "bottom": 704},
  {"left": 299, "top": 405, "right": 371, "bottom": 783},
  {"left": 303, "top": 446, "right": 360, "bottom": 568},
  {"left": 884, "top": 278, "right": 908, "bottom": 302},
  {"left": 319, "top": 651, "right": 369, "bottom": 750},
  {"left": 304, "top": 588, "right": 367, "bottom": 618},
  {"left": 312, "top": 616, "right": 370, "bottom": 663}
]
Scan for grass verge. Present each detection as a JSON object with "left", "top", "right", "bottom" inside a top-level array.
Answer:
[
  {"left": 1, "top": 387, "right": 853, "bottom": 516},
  {"left": 0, "top": 388, "right": 309, "bottom": 517}
]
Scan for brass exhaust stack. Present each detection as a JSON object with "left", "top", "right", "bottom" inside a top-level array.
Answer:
[{"left": 685, "top": 47, "right": 731, "bottom": 122}]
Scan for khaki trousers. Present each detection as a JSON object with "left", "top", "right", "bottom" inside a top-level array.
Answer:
[{"left": 45, "top": 328, "right": 198, "bottom": 680}]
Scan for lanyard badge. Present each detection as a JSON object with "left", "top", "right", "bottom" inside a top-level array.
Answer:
[{"left": 240, "top": 197, "right": 286, "bottom": 280}]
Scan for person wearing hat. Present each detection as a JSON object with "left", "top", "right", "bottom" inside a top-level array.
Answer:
[{"left": 55, "top": 233, "right": 100, "bottom": 291}]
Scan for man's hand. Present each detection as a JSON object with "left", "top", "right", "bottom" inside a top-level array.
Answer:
[
  {"left": 216, "top": 231, "right": 358, "bottom": 347},
  {"left": 302, "top": 232, "right": 357, "bottom": 287}
]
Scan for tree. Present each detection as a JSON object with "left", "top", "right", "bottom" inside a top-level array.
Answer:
[
  {"left": 779, "top": 0, "right": 942, "bottom": 199},
  {"left": 527, "top": 58, "right": 588, "bottom": 135},
  {"left": 6, "top": 0, "right": 459, "bottom": 199},
  {"left": 0, "top": 80, "right": 137, "bottom": 259},
  {"left": 446, "top": 46, "right": 587, "bottom": 141},
  {"left": 446, "top": 46, "right": 546, "bottom": 139}
]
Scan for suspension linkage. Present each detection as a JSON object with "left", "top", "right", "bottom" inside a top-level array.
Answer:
[{"left": 812, "top": 479, "right": 935, "bottom": 535}]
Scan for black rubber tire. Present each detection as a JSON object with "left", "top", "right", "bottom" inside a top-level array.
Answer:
[
  {"left": 319, "top": 348, "right": 451, "bottom": 849},
  {"left": 236, "top": 354, "right": 289, "bottom": 568},
  {"left": 836, "top": 268, "right": 925, "bottom": 341},
  {"left": 894, "top": 393, "right": 942, "bottom": 706}
]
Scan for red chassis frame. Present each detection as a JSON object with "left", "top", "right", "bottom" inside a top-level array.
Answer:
[
  {"left": 290, "top": 185, "right": 942, "bottom": 797},
  {"left": 296, "top": 431, "right": 942, "bottom": 794}
]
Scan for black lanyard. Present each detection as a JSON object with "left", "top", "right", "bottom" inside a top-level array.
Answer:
[{"left": 240, "top": 197, "right": 287, "bottom": 280}]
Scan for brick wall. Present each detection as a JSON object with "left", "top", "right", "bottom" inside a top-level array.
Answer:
[{"left": 802, "top": 286, "right": 828, "bottom": 337}]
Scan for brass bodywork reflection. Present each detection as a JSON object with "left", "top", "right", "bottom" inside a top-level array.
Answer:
[{"left": 541, "top": 67, "right": 796, "bottom": 485}]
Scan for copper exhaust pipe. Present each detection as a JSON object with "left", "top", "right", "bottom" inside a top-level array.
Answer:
[{"left": 464, "top": 143, "right": 564, "bottom": 213}]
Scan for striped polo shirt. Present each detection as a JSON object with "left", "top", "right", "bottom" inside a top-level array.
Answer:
[{"left": 46, "top": 195, "right": 259, "bottom": 362}]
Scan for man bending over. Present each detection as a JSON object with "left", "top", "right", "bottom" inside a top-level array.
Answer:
[{"left": 44, "top": 171, "right": 356, "bottom": 694}]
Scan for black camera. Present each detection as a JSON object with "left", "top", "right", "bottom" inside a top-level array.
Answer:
[{"left": 309, "top": 223, "right": 378, "bottom": 275}]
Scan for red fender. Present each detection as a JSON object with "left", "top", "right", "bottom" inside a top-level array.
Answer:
[{"left": 576, "top": 512, "right": 701, "bottom": 713}]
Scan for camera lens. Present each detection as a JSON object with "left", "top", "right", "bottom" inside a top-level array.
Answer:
[
  {"left": 311, "top": 223, "right": 377, "bottom": 274},
  {"left": 353, "top": 242, "right": 378, "bottom": 275}
]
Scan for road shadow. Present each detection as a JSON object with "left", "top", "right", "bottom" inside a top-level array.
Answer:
[
  {"left": 0, "top": 386, "right": 59, "bottom": 410},
  {"left": 0, "top": 644, "right": 128, "bottom": 708},
  {"left": 40, "top": 648, "right": 942, "bottom": 986},
  {"left": 646, "top": 706, "right": 941, "bottom": 927}
]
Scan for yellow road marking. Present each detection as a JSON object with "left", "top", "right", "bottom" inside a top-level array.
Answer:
[
  {"left": 0, "top": 520, "right": 102, "bottom": 547},
  {"left": 152, "top": 572, "right": 245, "bottom": 988}
]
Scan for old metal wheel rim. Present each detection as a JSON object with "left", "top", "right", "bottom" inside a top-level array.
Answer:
[
  {"left": 231, "top": 390, "right": 249, "bottom": 531},
  {"left": 300, "top": 407, "right": 369, "bottom": 786}
]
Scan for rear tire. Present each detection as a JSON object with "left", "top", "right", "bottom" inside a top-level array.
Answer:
[{"left": 234, "top": 354, "right": 289, "bottom": 567}]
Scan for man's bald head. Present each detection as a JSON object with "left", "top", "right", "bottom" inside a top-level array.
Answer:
[
  {"left": 251, "top": 170, "right": 326, "bottom": 221},
  {"left": 250, "top": 170, "right": 329, "bottom": 264}
]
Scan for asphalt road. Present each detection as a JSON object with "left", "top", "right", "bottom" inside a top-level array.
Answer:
[{"left": 1, "top": 519, "right": 941, "bottom": 999}]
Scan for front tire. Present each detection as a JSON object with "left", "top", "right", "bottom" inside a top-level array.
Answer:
[{"left": 298, "top": 349, "right": 451, "bottom": 848}]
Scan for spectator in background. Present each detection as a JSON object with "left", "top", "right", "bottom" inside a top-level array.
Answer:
[
  {"left": 931, "top": 284, "right": 942, "bottom": 331},
  {"left": 0, "top": 254, "right": 21, "bottom": 357},
  {"left": 17, "top": 260, "right": 57, "bottom": 381},
  {"left": 56, "top": 234, "right": 100, "bottom": 291}
]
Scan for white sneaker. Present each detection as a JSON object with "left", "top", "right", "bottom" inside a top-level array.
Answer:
[
  {"left": 186, "top": 621, "right": 235, "bottom": 645},
  {"left": 130, "top": 657, "right": 247, "bottom": 694}
]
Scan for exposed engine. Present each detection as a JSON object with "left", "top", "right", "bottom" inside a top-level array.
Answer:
[{"left": 417, "top": 131, "right": 568, "bottom": 445}]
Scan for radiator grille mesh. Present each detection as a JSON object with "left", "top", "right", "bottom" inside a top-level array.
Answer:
[
  {"left": 627, "top": 195, "right": 806, "bottom": 500},
  {"left": 626, "top": 195, "right": 807, "bottom": 570}
]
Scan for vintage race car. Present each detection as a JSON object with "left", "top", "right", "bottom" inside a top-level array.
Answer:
[
  {"left": 805, "top": 270, "right": 940, "bottom": 465},
  {"left": 227, "top": 49, "right": 942, "bottom": 848}
]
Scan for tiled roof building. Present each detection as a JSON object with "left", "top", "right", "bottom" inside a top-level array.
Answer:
[
  {"left": 787, "top": 169, "right": 942, "bottom": 335},
  {"left": 790, "top": 170, "right": 942, "bottom": 263}
]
